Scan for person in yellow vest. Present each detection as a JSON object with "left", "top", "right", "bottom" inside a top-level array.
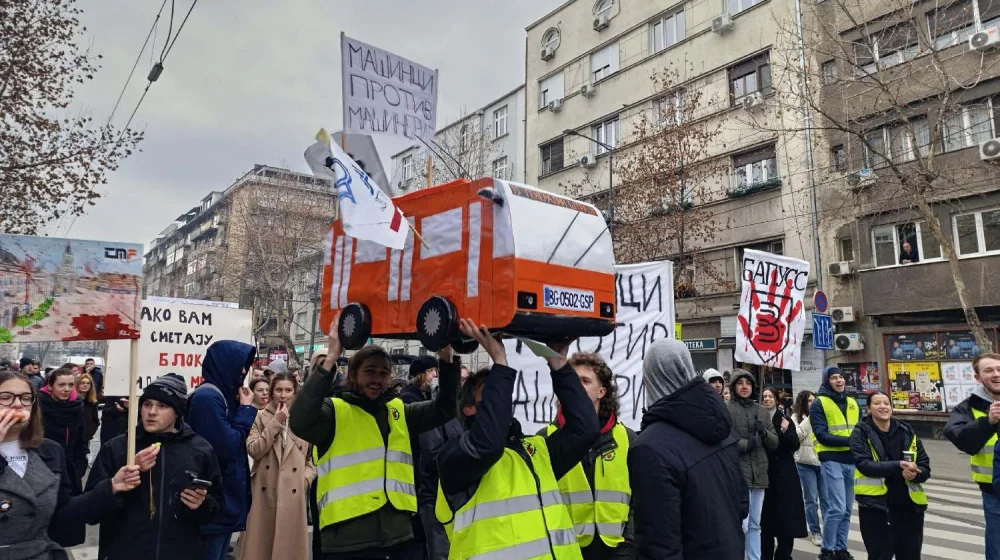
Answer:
[
  {"left": 436, "top": 320, "right": 600, "bottom": 560},
  {"left": 808, "top": 366, "right": 860, "bottom": 560},
  {"left": 288, "top": 316, "right": 460, "bottom": 559},
  {"left": 538, "top": 353, "right": 637, "bottom": 560},
  {"left": 945, "top": 352, "right": 1000, "bottom": 560},
  {"left": 849, "top": 391, "right": 930, "bottom": 560}
]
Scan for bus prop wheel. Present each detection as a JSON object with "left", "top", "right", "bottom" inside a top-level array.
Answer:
[
  {"left": 450, "top": 337, "right": 479, "bottom": 355},
  {"left": 416, "top": 296, "right": 459, "bottom": 352},
  {"left": 338, "top": 303, "right": 371, "bottom": 350}
]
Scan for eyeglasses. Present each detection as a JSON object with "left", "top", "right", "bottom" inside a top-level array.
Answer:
[{"left": 0, "top": 392, "right": 35, "bottom": 407}]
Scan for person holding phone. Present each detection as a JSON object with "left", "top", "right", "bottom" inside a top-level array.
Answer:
[
  {"left": 80, "top": 373, "right": 224, "bottom": 560},
  {"left": 850, "top": 391, "right": 930, "bottom": 560},
  {"left": 238, "top": 372, "right": 315, "bottom": 560}
]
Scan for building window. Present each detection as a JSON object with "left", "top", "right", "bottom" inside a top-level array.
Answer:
[
  {"left": 655, "top": 89, "right": 686, "bottom": 129},
  {"left": 460, "top": 123, "right": 471, "bottom": 153},
  {"left": 732, "top": 145, "right": 779, "bottom": 191},
  {"left": 942, "top": 101, "right": 994, "bottom": 152},
  {"left": 871, "top": 221, "right": 942, "bottom": 267},
  {"left": 863, "top": 119, "right": 931, "bottom": 168},
  {"left": 840, "top": 238, "right": 855, "bottom": 261},
  {"left": 402, "top": 155, "right": 414, "bottom": 181},
  {"left": 729, "top": 53, "right": 771, "bottom": 105},
  {"left": 594, "top": 0, "right": 613, "bottom": 16},
  {"left": 728, "top": 0, "right": 765, "bottom": 15},
  {"left": 651, "top": 10, "right": 686, "bottom": 53},
  {"left": 542, "top": 28, "right": 561, "bottom": 52},
  {"left": 592, "top": 117, "right": 619, "bottom": 155},
  {"left": 928, "top": 0, "right": 1000, "bottom": 50},
  {"left": 953, "top": 209, "right": 1000, "bottom": 256},
  {"left": 540, "top": 138, "right": 565, "bottom": 175},
  {"left": 822, "top": 60, "right": 838, "bottom": 84},
  {"left": 832, "top": 144, "right": 847, "bottom": 172},
  {"left": 854, "top": 21, "right": 920, "bottom": 74},
  {"left": 493, "top": 156, "right": 510, "bottom": 180},
  {"left": 540, "top": 71, "right": 565, "bottom": 108},
  {"left": 494, "top": 105, "right": 508, "bottom": 139},
  {"left": 590, "top": 43, "right": 619, "bottom": 82}
]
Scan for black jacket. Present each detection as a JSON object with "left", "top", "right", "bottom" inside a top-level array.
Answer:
[
  {"left": 760, "top": 410, "right": 807, "bottom": 539},
  {"left": 80, "top": 423, "right": 224, "bottom": 560},
  {"left": 417, "top": 418, "right": 465, "bottom": 560},
  {"left": 39, "top": 392, "right": 88, "bottom": 485},
  {"left": 851, "top": 416, "right": 931, "bottom": 512},
  {"left": 100, "top": 396, "right": 129, "bottom": 447},
  {"left": 436, "top": 363, "right": 599, "bottom": 528},
  {"left": 629, "top": 378, "right": 747, "bottom": 560},
  {"left": 944, "top": 393, "right": 998, "bottom": 495}
]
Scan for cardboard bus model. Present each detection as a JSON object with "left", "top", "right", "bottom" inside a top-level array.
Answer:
[{"left": 320, "top": 178, "right": 616, "bottom": 352}]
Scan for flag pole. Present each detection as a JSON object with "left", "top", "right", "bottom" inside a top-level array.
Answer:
[
  {"left": 125, "top": 337, "right": 139, "bottom": 466},
  {"left": 425, "top": 156, "right": 433, "bottom": 189}
]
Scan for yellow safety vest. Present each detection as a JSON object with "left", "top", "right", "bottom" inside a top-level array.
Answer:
[
  {"left": 435, "top": 435, "right": 582, "bottom": 560},
  {"left": 313, "top": 397, "right": 417, "bottom": 529},
  {"left": 545, "top": 423, "right": 631, "bottom": 548},
  {"left": 854, "top": 433, "right": 928, "bottom": 505},
  {"left": 811, "top": 395, "right": 859, "bottom": 454},
  {"left": 970, "top": 408, "right": 997, "bottom": 483}
]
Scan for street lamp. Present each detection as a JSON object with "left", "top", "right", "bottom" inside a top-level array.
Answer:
[{"left": 563, "top": 129, "right": 614, "bottom": 232}]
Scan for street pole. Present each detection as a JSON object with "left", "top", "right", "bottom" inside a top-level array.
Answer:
[
  {"left": 795, "top": 0, "right": 822, "bottom": 290},
  {"left": 307, "top": 251, "right": 323, "bottom": 363}
]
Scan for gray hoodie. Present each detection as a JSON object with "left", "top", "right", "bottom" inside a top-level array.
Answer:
[{"left": 643, "top": 339, "right": 700, "bottom": 407}]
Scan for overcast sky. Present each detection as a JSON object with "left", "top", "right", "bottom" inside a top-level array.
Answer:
[{"left": 51, "top": 0, "right": 558, "bottom": 247}]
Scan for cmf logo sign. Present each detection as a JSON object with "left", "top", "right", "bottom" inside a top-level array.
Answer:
[{"left": 104, "top": 247, "right": 137, "bottom": 261}]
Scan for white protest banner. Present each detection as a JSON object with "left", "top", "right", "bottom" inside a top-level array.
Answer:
[
  {"left": 505, "top": 261, "right": 674, "bottom": 433},
  {"left": 305, "top": 131, "right": 408, "bottom": 249},
  {"left": 104, "top": 298, "right": 253, "bottom": 396},
  {"left": 341, "top": 34, "right": 438, "bottom": 144},
  {"left": 735, "top": 249, "right": 810, "bottom": 371}
]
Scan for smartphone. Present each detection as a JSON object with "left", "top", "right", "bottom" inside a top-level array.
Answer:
[{"left": 188, "top": 477, "right": 213, "bottom": 490}]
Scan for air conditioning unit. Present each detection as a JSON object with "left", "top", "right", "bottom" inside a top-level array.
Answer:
[
  {"left": 828, "top": 261, "right": 853, "bottom": 277},
  {"left": 846, "top": 168, "right": 876, "bottom": 189},
  {"left": 830, "top": 306, "right": 856, "bottom": 323},
  {"left": 593, "top": 14, "right": 610, "bottom": 31},
  {"left": 835, "top": 332, "right": 865, "bottom": 352},
  {"left": 741, "top": 91, "right": 764, "bottom": 110},
  {"left": 548, "top": 98, "right": 564, "bottom": 112},
  {"left": 969, "top": 26, "right": 1000, "bottom": 51},
  {"left": 981, "top": 138, "right": 1000, "bottom": 160},
  {"left": 541, "top": 46, "right": 555, "bottom": 61},
  {"left": 712, "top": 13, "right": 734, "bottom": 34},
  {"left": 580, "top": 82, "right": 596, "bottom": 98},
  {"left": 579, "top": 153, "right": 598, "bottom": 168}
]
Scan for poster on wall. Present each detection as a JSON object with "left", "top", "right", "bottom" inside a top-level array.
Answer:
[
  {"left": 886, "top": 333, "right": 943, "bottom": 361},
  {"left": 504, "top": 261, "right": 674, "bottom": 433},
  {"left": 735, "top": 250, "right": 810, "bottom": 371},
  {"left": 940, "top": 330, "right": 985, "bottom": 359},
  {"left": 838, "top": 362, "right": 882, "bottom": 397},
  {"left": 887, "top": 361, "right": 944, "bottom": 412},
  {"left": 0, "top": 234, "right": 142, "bottom": 343}
]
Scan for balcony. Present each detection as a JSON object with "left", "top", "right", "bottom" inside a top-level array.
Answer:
[
  {"left": 859, "top": 254, "right": 1000, "bottom": 316},
  {"left": 727, "top": 177, "right": 781, "bottom": 199}
]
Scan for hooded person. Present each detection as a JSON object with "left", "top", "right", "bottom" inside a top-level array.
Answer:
[
  {"left": 703, "top": 368, "right": 725, "bottom": 396},
  {"left": 629, "top": 339, "right": 747, "bottom": 558},
  {"left": 186, "top": 340, "right": 258, "bottom": 560},
  {"left": 80, "top": 373, "right": 224, "bottom": 560}
]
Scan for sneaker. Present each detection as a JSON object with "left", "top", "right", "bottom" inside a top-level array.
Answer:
[
  {"left": 810, "top": 533, "right": 823, "bottom": 547},
  {"left": 834, "top": 551, "right": 856, "bottom": 560},
  {"left": 818, "top": 551, "right": 836, "bottom": 560}
]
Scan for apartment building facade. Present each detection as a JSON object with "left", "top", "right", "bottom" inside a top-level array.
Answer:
[
  {"left": 524, "top": 0, "right": 826, "bottom": 396},
  {"left": 390, "top": 85, "right": 527, "bottom": 194}
]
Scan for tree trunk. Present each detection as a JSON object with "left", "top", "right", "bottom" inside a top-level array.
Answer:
[{"left": 913, "top": 190, "right": 993, "bottom": 350}]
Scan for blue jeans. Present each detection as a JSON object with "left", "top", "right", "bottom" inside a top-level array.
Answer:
[
  {"left": 742, "top": 488, "right": 766, "bottom": 560},
  {"left": 200, "top": 533, "right": 232, "bottom": 560},
  {"left": 984, "top": 492, "right": 1000, "bottom": 560},
  {"left": 797, "top": 463, "right": 823, "bottom": 535},
  {"left": 819, "top": 461, "right": 854, "bottom": 552}
]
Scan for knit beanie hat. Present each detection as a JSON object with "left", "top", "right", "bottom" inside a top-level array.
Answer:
[
  {"left": 409, "top": 356, "right": 439, "bottom": 378},
  {"left": 141, "top": 373, "right": 189, "bottom": 417}
]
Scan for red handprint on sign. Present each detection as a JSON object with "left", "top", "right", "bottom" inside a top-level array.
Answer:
[{"left": 738, "top": 270, "right": 802, "bottom": 364}]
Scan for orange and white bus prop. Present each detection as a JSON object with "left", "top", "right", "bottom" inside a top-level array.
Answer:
[{"left": 320, "top": 177, "right": 616, "bottom": 351}]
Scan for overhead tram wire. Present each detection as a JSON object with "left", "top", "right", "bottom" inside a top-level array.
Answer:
[{"left": 106, "top": 0, "right": 169, "bottom": 127}]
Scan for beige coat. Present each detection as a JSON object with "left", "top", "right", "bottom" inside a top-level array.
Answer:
[
  {"left": 792, "top": 413, "right": 820, "bottom": 466},
  {"left": 237, "top": 402, "right": 315, "bottom": 560}
]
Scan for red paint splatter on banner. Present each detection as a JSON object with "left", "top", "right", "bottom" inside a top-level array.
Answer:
[
  {"left": 738, "top": 270, "right": 802, "bottom": 364},
  {"left": 65, "top": 314, "right": 140, "bottom": 341}
]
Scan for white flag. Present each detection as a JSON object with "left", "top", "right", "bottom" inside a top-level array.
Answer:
[{"left": 304, "top": 134, "right": 408, "bottom": 250}]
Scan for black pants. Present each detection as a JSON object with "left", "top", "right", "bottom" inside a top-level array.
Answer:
[
  {"left": 760, "top": 532, "right": 794, "bottom": 560},
  {"left": 319, "top": 540, "right": 425, "bottom": 559},
  {"left": 859, "top": 506, "right": 924, "bottom": 560}
]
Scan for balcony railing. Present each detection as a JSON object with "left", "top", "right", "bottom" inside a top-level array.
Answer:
[{"left": 726, "top": 177, "right": 782, "bottom": 198}]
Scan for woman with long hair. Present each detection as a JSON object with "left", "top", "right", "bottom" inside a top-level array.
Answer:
[
  {"left": 792, "top": 390, "right": 823, "bottom": 546},
  {"left": 39, "top": 367, "right": 88, "bottom": 487},
  {"left": 238, "top": 372, "right": 315, "bottom": 560},
  {"left": 759, "top": 386, "right": 807, "bottom": 559},
  {"left": 76, "top": 373, "right": 99, "bottom": 445}
]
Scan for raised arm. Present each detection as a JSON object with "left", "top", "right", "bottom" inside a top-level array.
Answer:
[
  {"left": 289, "top": 319, "right": 341, "bottom": 452},
  {"left": 543, "top": 339, "right": 600, "bottom": 479}
]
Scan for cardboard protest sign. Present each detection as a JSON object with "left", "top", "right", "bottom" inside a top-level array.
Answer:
[
  {"left": 341, "top": 34, "right": 438, "bottom": 144},
  {"left": 104, "top": 298, "right": 253, "bottom": 395},
  {"left": 505, "top": 261, "right": 674, "bottom": 433},
  {"left": 736, "top": 250, "right": 810, "bottom": 371},
  {"left": 0, "top": 234, "right": 142, "bottom": 343}
]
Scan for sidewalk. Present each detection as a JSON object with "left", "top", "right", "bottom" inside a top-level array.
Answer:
[{"left": 923, "top": 438, "right": 977, "bottom": 482}]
